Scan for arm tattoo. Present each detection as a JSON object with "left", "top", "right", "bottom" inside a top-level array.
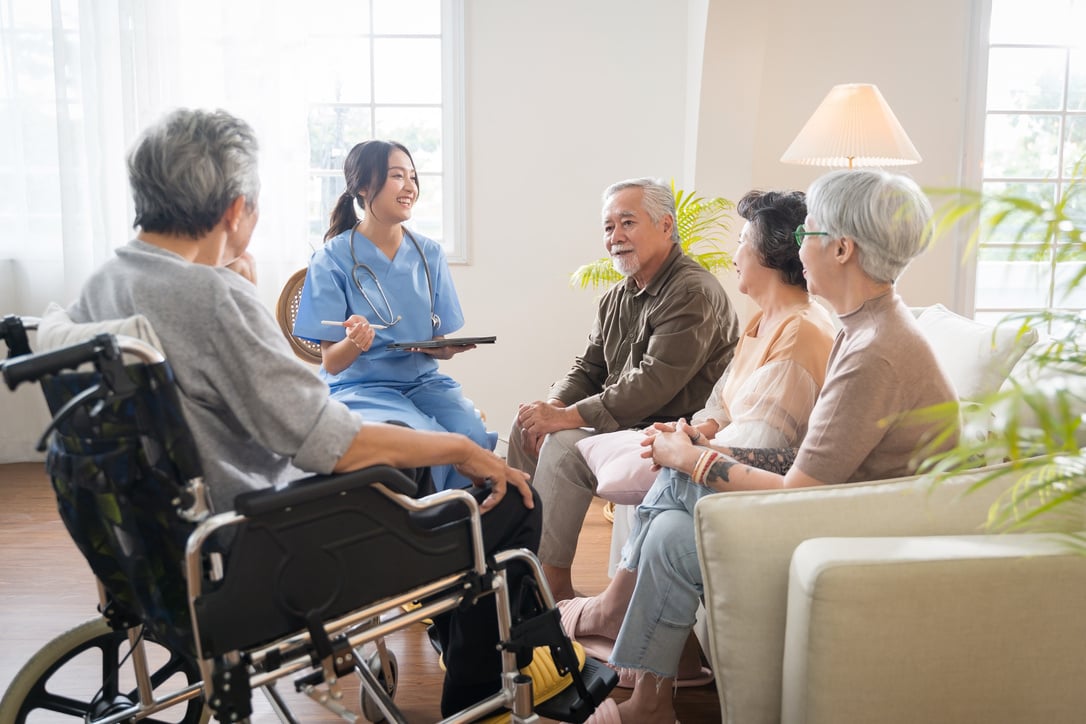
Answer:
[
  {"left": 705, "top": 458, "right": 743, "bottom": 487},
  {"left": 725, "top": 447, "right": 797, "bottom": 475}
]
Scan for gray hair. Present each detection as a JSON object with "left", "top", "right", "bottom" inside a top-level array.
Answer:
[
  {"left": 128, "top": 108, "right": 260, "bottom": 238},
  {"left": 806, "top": 169, "right": 933, "bottom": 283},
  {"left": 603, "top": 177, "right": 680, "bottom": 244}
]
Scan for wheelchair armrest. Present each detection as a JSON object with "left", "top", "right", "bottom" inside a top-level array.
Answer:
[{"left": 233, "top": 465, "right": 417, "bottom": 516}]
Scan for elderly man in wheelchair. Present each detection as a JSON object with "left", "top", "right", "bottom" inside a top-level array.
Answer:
[{"left": 0, "top": 108, "right": 615, "bottom": 723}]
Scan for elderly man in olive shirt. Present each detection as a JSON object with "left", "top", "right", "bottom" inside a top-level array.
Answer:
[{"left": 509, "top": 177, "right": 739, "bottom": 600}]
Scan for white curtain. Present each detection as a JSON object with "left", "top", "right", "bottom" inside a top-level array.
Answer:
[{"left": 1, "top": 0, "right": 316, "bottom": 316}]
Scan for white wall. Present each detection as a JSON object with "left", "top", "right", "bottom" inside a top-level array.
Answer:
[
  {"left": 0, "top": 0, "right": 979, "bottom": 462},
  {"left": 439, "top": 0, "right": 701, "bottom": 438},
  {"left": 446, "top": 0, "right": 978, "bottom": 442},
  {"left": 692, "top": 0, "right": 976, "bottom": 314}
]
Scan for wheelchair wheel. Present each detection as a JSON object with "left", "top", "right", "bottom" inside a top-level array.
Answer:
[
  {"left": 359, "top": 648, "right": 398, "bottom": 723},
  {"left": 0, "top": 616, "right": 208, "bottom": 723}
]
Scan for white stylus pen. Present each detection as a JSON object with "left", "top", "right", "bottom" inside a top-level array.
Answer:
[{"left": 321, "top": 320, "right": 389, "bottom": 330}]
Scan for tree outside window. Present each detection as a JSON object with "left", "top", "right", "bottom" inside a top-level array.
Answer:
[{"left": 975, "top": 0, "right": 1086, "bottom": 333}]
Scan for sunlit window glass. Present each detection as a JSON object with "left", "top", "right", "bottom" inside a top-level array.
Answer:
[{"left": 975, "top": 0, "right": 1086, "bottom": 331}]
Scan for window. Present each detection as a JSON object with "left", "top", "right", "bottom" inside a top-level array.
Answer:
[
  {"left": 305, "top": 0, "right": 466, "bottom": 259},
  {"left": 0, "top": 0, "right": 81, "bottom": 266},
  {"left": 973, "top": 0, "right": 1086, "bottom": 331},
  {"left": 0, "top": 0, "right": 466, "bottom": 317}
]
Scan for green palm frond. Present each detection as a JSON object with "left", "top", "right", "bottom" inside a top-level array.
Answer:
[
  {"left": 922, "top": 157, "right": 1086, "bottom": 534},
  {"left": 570, "top": 180, "right": 735, "bottom": 290},
  {"left": 570, "top": 258, "right": 624, "bottom": 289},
  {"left": 929, "top": 161, "right": 1086, "bottom": 266}
]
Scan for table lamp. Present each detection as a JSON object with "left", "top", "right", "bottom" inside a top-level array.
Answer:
[{"left": 780, "top": 83, "right": 921, "bottom": 169}]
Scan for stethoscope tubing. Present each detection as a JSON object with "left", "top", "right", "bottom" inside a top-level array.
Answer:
[{"left": 348, "top": 223, "right": 440, "bottom": 332}]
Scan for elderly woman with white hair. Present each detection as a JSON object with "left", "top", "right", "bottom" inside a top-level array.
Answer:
[{"left": 572, "top": 169, "right": 961, "bottom": 724}]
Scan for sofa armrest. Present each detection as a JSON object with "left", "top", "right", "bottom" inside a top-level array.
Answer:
[
  {"left": 782, "top": 533, "right": 1086, "bottom": 724},
  {"left": 692, "top": 461, "right": 1082, "bottom": 724}
]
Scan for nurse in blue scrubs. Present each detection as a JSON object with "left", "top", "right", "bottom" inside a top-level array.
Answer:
[{"left": 293, "top": 140, "right": 493, "bottom": 490}]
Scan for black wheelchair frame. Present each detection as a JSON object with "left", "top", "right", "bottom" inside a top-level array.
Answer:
[{"left": 0, "top": 314, "right": 616, "bottom": 723}]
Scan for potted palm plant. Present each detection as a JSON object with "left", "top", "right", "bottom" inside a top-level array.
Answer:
[
  {"left": 922, "top": 159, "right": 1086, "bottom": 532},
  {"left": 569, "top": 182, "right": 734, "bottom": 289}
]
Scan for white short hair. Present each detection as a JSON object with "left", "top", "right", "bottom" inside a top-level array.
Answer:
[{"left": 806, "top": 169, "right": 932, "bottom": 283}]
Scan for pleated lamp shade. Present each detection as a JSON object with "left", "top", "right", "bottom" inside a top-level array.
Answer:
[{"left": 780, "top": 83, "right": 921, "bottom": 169}]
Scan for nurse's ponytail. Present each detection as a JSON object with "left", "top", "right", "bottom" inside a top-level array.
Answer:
[{"left": 323, "top": 140, "right": 417, "bottom": 243}]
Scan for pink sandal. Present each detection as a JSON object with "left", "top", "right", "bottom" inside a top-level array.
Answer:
[
  {"left": 558, "top": 596, "right": 616, "bottom": 662},
  {"left": 575, "top": 697, "right": 621, "bottom": 724},
  {"left": 571, "top": 697, "right": 682, "bottom": 724}
]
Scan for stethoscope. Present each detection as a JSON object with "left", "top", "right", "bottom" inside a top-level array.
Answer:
[{"left": 348, "top": 222, "right": 439, "bottom": 332}]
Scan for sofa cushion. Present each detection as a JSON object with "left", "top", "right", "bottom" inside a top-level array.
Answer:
[
  {"left": 693, "top": 461, "right": 1081, "bottom": 724},
  {"left": 783, "top": 533, "right": 1086, "bottom": 724},
  {"left": 914, "top": 303, "right": 1037, "bottom": 401}
]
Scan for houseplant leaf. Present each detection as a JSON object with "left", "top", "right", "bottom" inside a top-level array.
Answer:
[
  {"left": 922, "top": 157, "right": 1086, "bottom": 531},
  {"left": 570, "top": 181, "right": 735, "bottom": 290}
]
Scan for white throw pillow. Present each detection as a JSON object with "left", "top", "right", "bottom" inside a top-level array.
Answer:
[
  {"left": 37, "top": 302, "right": 163, "bottom": 352},
  {"left": 914, "top": 304, "right": 1038, "bottom": 402}
]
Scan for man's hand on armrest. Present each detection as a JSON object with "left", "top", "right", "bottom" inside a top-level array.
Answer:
[
  {"left": 333, "top": 422, "right": 533, "bottom": 513},
  {"left": 454, "top": 446, "right": 533, "bottom": 513}
]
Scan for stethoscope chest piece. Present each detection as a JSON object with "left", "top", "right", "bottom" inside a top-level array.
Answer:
[{"left": 348, "top": 223, "right": 439, "bottom": 333}]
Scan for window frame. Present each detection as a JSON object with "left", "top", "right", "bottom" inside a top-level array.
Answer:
[
  {"left": 306, "top": 0, "right": 467, "bottom": 262},
  {"left": 967, "top": 0, "right": 1086, "bottom": 327}
]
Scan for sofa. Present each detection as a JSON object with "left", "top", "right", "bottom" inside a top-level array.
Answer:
[{"left": 692, "top": 304, "right": 1086, "bottom": 723}]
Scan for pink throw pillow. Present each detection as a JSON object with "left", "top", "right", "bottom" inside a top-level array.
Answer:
[{"left": 576, "top": 429, "right": 660, "bottom": 505}]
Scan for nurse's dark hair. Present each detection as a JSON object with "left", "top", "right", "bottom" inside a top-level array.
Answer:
[
  {"left": 737, "top": 189, "right": 808, "bottom": 290},
  {"left": 325, "top": 140, "right": 417, "bottom": 242}
]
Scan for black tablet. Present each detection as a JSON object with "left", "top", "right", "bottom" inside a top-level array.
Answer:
[{"left": 386, "top": 336, "right": 497, "bottom": 350}]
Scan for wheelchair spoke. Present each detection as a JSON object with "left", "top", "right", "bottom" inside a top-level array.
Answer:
[
  {"left": 14, "top": 629, "right": 123, "bottom": 719},
  {"left": 143, "top": 644, "right": 196, "bottom": 689},
  {"left": 17, "top": 688, "right": 93, "bottom": 717},
  {"left": 2, "top": 618, "right": 205, "bottom": 724},
  {"left": 98, "top": 631, "right": 125, "bottom": 700}
]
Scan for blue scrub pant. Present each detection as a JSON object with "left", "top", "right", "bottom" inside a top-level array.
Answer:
[{"left": 331, "top": 374, "right": 495, "bottom": 490}]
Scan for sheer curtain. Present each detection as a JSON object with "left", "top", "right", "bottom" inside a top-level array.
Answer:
[{"left": 1, "top": 0, "right": 314, "bottom": 316}]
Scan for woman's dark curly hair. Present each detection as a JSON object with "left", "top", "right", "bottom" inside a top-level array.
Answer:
[{"left": 736, "top": 189, "right": 808, "bottom": 290}]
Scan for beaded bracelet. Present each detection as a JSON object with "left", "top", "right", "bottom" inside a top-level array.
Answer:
[{"left": 691, "top": 449, "right": 722, "bottom": 486}]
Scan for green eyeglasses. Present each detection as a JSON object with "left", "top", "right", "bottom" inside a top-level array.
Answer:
[{"left": 794, "top": 224, "right": 829, "bottom": 247}]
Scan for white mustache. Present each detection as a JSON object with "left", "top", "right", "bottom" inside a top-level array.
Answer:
[{"left": 610, "top": 244, "right": 634, "bottom": 255}]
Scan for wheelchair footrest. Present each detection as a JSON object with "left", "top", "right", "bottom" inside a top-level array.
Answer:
[{"left": 534, "top": 657, "right": 618, "bottom": 724}]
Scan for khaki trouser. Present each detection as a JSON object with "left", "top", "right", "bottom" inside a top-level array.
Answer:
[{"left": 506, "top": 421, "right": 598, "bottom": 567}]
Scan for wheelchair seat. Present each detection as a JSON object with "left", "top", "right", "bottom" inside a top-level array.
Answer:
[{"left": 1, "top": 315, "right": 617, "bottom": 723}]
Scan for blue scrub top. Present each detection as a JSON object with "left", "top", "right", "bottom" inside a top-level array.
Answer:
[{"left": 293, "top": 227, "right": 465, "bottom": 388}]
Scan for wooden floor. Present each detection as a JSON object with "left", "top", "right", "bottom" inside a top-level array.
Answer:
[{"left": 0, "top": 462, "right": 720, "bottom": 722}]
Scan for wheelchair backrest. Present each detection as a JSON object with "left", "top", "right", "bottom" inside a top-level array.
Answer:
[
  {"left": 3, "top": 316, "right": 207, "bottom": 661},
  {"left": 42, "top": 359, "right": 205, "bottom": 658}
]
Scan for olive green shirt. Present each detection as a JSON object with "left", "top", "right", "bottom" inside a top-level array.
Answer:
[{"left": 550, "top": 244, "right": 739, "bottom": 432}]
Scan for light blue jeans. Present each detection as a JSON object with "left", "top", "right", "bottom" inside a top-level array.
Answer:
[{"left": 610, "top": 466, "right": 714, "bottom": 678}]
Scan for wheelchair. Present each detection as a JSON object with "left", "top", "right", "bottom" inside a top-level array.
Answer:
[{"left": 0, "top": 314, "right": 617, "bottom": 723}]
